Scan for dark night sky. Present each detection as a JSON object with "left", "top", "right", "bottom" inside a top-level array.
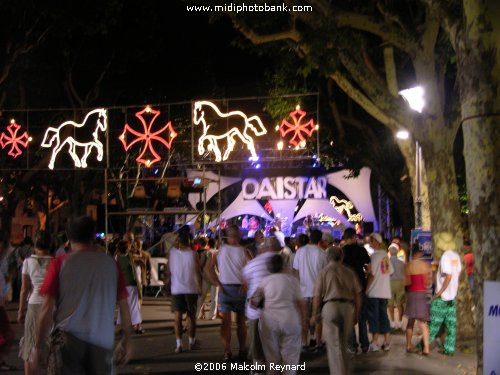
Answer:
[
  {"left": 4, "top": 0, "right": 272, "bottom": 109},
  {"left": 86, "top": 0, "right": 272, "bottom": 104}
]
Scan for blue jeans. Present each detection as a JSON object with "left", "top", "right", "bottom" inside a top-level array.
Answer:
[{"left": 348, "top": 293, "right": 369, "bottom": 352}]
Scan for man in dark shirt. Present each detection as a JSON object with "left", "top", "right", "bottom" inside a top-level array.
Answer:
[{"left": 342, "top": 228, "right": 371, "bottom": 354}]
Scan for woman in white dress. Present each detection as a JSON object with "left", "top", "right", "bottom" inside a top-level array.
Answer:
[{"left": 252, "top": 254, "right": 306, "bottom": 375}]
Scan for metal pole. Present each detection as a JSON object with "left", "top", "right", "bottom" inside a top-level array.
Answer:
[
  {"left": 105, "top": 111, "right": 110, "bottom": 254},
  {"left": 415, "top": 141, "right": 422, "bottom": 229},
  {"left": 202, "top": 165, "right": 207, "bottom": 235},
  {"left": 104, "top": 168, "right": 109, "bottom": 254}
]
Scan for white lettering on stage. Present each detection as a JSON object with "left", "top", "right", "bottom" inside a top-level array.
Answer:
[{"left": 242, "top": 176, "right": 327, "bottom": 200}]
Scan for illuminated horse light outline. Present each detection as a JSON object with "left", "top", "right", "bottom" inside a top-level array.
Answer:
[
  {"left": 193, "top": 101, "right": 267, "bottom": 162},
  {"left": 41, "top": 109, "right": 108, "bottom": 169},
  {"left": 329, "top": 196, "right": 364, "bottom": 222}
]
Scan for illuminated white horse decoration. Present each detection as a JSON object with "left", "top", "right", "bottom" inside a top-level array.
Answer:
[
  {"left": 193, "top": 101, "right": 267, "bottom": 162},
  {"left": 329, "top": 196, "right": 364, "bottom": 222},
  {"left": 41, "top": 109, "right": 107, "bottom": 169}
]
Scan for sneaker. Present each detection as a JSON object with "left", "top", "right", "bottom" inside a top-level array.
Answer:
[
  {"left": 369, "top": 343, "right": 381, "bottom": 352},
  {"left": 223, "top": 352, "right": 232, "bottom": 362},
  {"left": 382, "top": 342, "right": 391, "bottom": 351},
  {"left": 174, "top": 346, "right": 183, "bottom": 354}
]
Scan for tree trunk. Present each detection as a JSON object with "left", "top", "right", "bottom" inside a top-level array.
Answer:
[
  {"left": 458, "top": 0, "right": 500, "bottom": 370},
  {"left": 419, "top": 136, "right": 475, "bottom": 339}
]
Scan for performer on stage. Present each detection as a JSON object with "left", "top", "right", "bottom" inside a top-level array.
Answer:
[
  {"left": 247, "top": 217, "right": 259, "bottom": 238},
  {"left": 303, "top": 215, "right": 313, "bottom": 235}
]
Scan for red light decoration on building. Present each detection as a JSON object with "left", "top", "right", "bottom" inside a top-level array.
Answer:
[
  {"left": 119, "top": 106, "right": 177, "bottom": 167},
  {"left": 0, "top": 120, "right": 29, "bottom": 158},
  {"left": 279, "top": 105, "right": 317, "bottom": 147}
]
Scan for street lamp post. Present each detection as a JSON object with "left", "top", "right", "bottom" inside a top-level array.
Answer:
[
  {"left": 415, "top": 142, "right": 422, "bottom": 229},
  {"left": 398, "top": 86, "right": 425, "bottom": 229}
]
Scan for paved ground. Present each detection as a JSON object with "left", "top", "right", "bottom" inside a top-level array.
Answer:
[{"left": 4, "top": 297, "right": 477, "bottom": 374}]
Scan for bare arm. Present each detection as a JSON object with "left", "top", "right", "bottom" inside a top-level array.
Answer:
[
  {"left": 434, "top": 274, "right": 452, "bottom": 299},
  {"left": 365, "top": 264, "right": 374, "bottom": 291},
  {"left": 194, "top": 254, "right": 202, "bottom": 292},
  {"left": 309, "top": 295, "right": 322, "bottom": 327},
  {"left": 17, "top": 273, "right": 31, "bottom": 323},
  {"left": 205, "top": 252, "right": 222, "bottom": 290}
]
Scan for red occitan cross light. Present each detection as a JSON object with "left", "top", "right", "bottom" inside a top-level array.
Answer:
[
  {"left": 0, "top": 120, "right": 30, "bottom": 158},
  {"left": 119, "top": 106, "right": 177, "bottom": 167},
  {"left": 279, "top": 106, "right": 317, "bottom": 147}
]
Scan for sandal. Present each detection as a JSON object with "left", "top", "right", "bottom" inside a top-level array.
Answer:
[{"left": 406, "top": 347, "right": 419, "bottom": 354}]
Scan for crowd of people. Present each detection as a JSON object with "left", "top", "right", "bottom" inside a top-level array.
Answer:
[{"left": 0, "top": 216, "right": 469, "bottom": 375}]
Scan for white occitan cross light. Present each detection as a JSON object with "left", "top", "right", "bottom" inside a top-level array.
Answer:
[
  {"left": 193, "top": 100, "right": 267, "bottom": 162},
  {"left": 41, "top": 109, "right": 108, "bottom": 169}
]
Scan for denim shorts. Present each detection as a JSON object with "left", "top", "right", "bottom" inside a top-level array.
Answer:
[
  {"left": 218, "top": 284, "right": 246, "bottom": 313},
  {"left": 367, "top": 297, "right": 391, "bottom": 334}
]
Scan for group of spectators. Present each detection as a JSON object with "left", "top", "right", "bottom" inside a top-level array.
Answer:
[
  {"left": 165, "top": 225, "right": 465, "bottom": 375},
  {"left": 0, "top": 216, "right": 469, "bottom": 375}
]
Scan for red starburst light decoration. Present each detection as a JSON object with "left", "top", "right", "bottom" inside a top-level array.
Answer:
[
  {"left": 119, "top": 106, "right": 177, "bottom": 167},
  {"left": 279, "top": 106, "right": 317, "bottom": 146},
  {"left": 0, "top": 120, "right": 29, "bottom": 158}
]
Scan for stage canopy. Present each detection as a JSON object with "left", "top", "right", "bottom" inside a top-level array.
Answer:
[{"left": 187, "top": 167, "right": 378, "bottom": 234}]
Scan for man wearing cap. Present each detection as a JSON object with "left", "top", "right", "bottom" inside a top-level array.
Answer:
[
  {"left": 342, "top": 227, "right": 371, "bottom": 353},
  {"left": 206, "top": 225, "right": 251, "bottom": 361},
  {"left": 366, "top": 232, "right": 393, "bottom": 351},
  {"left": 242, "top": 237, "right": 282, "bottom": 372},
  {"left": 388, "top": 243, "right": 405, "bottom": 329},
  {"left": 426, "top": 232, "right": 462, "bottom": 355}
]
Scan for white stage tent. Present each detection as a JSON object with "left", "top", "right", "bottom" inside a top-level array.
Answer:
[{"left": 187, "top": 167, "right": 378, "bottom": 232}]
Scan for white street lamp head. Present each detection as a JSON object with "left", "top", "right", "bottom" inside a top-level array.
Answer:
[
  {"left": 399, "top": 86, "right": 425, "bottom": 113},
  {"left": 396, "top": 130, "right": 410, "bottom": 140}
]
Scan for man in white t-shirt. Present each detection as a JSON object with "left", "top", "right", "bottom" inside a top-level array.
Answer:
[
  {"left": 427, "top": 236, "right": 462, "bottom": 355},
  {"left": 166, "top": 226, "right": 201, "bottom": 353},
  {"left": 242, "top": 237, "right": 281, "bottom": 369},
  {"left": 366, "top": 233, "right": 394, "bottom": 352},
  {"left": 292, "top": 229, "right": 327, "bottom": 350},
  {"left": 206, "top": 225, "right": 250, "bottom": 361}
]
